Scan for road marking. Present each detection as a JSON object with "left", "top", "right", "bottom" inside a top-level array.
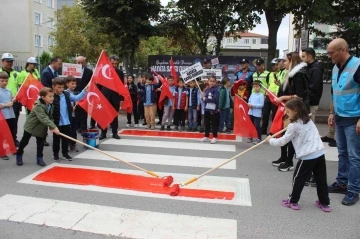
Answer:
[
  {"left": 101, "top": 138, "right": 236, "bottom": 152},
  {"left": 18, "top": 164, "right": 252, "bottom": 206},
  {"left": 0, "top": 194, "right": 237, "bottom": 238},
  {"left": 74, "top": 150, "right": 236, "bottom": 169}
]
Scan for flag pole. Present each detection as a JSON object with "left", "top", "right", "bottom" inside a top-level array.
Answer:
[{"left": 235, "top": 94, "right": 249, "bottom": 106}]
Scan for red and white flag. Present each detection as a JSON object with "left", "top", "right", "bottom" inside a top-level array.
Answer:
[
  {"left": 269, "top": 106, "right": 286, "bottom": 137},
  {"left": 152, "top": 70, "right": 174, "bottom": 109},
  {"left": 260, "top": 83, "right": 284, "bottom": 107},
  {"left": 16, "top": 74, "right": 43, "bottom": 110},
  {"left": 78, "top": 81, "right": 118, "bottom": 129},
  {"left": 0, "top": 111, "right": 16, "bottom": 156},
  {"left": 233, "top": 96, "right": 258, "bottom": 138},
  {"left": 169, "top": 57, "right": 178, "bottom": 86},
  {"left": 93, "top": 51, "right": 132, "bottom": 113}
]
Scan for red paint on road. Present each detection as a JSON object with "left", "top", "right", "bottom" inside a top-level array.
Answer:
[
  {"left": 33, "top": 166, "right": 234, "bottom": 200},
  {"left": 119, "top": 129, "right": 236, "bottom": 140}
]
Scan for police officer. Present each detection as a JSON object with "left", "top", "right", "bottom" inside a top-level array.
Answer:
[{"left": 0, "top": 53, "right": 20, "bottom": 146}]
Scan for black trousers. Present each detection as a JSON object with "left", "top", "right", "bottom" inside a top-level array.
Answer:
[
  {"left": 13, "top": 102, "right": 22, "bottom": 140},
  {"left": 289, "top": 155, "right": 330, "bottom": 205},
  {"left": 204, "top": 111, "right": 219, "bottom": 138},
  {"left": 127, "top": 101, "right": 139, "bottom": 124},
  {"left": 5, "top": 118, "right": 16, "bottom": 145},
  {"left": 90, "top": 118, "right": 96, "bottom": 128},
  {"left": 101, "top": 100, "right": 119, "bottom": 136},
  {"left": 157, "top": 105, "right": 163, "bottom": 124},
  {"left": 70, "top": 117, "right": 77, "bottom": 146},
  {"left": 77, "top": 107, "right": 88, "bottom": 131},
  {"left": 280, "top": 138, "right": 295, "bottom": 165},
  {"left": 197, "top": 110, "right": 202, "bottom": 128},
  {"left": 174, "top": 109, "right": 186, "bottom": 127},
  {"left": 17, "top": 130, "right": 44, "bottom": 158},
  {"left": 138, "top": 102, "right": 145, "bottom": 119},
  {"left": 261, "top": 96, "right": 278, "bottom": 133},
  {"left": 53, "top": 125, "right": 71, "bottom": 156}
]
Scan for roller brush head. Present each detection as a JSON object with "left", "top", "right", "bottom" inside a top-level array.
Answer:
[
  {"left": 169, "top": 184, "right": 180, "bottom": 196},
  {"left": 162, "top": 176, "right": 174, "bottom": 187}
]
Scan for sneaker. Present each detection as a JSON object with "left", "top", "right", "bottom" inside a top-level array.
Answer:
[
  {"left": 1, "top": 155, "right": 9, "bottom": 160},
  {"left": 166, "top": 126, "right": 171, "bottom": 131},
  {"left": 246, "top": 138, "right": 253, "bottom": 143},
  {"left": 225, "top": 129, "right": 231, "bottom": 134},
  {"left": 151, "top": 125, "right": 155, "bottom": 130},
  {"left": 70, "top": 145, "right": 79, "bottom": 152},
  {"left": 53, "top": 154, "right": 60, "bottom": 161},
  {"left": 281, "top": 199, "right": 300, "bottom": 210},
  {"left": 321, "top": 136, "right": 333, "bottom": 142},
  {"left": 142, "top": 122, "right": 147, "bottom": 126},
  {"left": 328, "top": 140, "right": 337, "bottom": 147},
  {"left": 174, "top": 126, "right": 179, "bottom": 130},
  {"left": 210, "top": 138, "right": 218, "bottom": 144},
  {"left": 341, "top": 191, "right": 359, "bottom": 206},
  {"left": 134, "top": 124, "right": 139, "bottom": 128},
  {"left": 328, "top": 182, "right": 347, "bottom": 194},
  {"left": 36, "top": 157, "right": 46, "bottom": 167},
  {"left": 272, "top": 158, "right": 285, "bottom": 167},
  {"left": 160, "top": 125, "right": 165, "bottom": 131},
  {"left": 63, "top": 154, "right": 73, "bottom": 161},
  {"left": 315, "top": 201, "right": 331, "bottom": 212},
  {"left": 199, "top": 137, "right": 210, "bottom": 142},
  {"left": 16, "top": 155, "right": 23, "bottom": 166},
  {"left": 145, "top": 125, "right": 150, "bottom": 129},
  {"left": 126, "top": 124, "right": 131, "bottom": 128},
  {"left": 253, "top": 139, "right": 261, "bottom": 145},
  {"left": 278, "top": 162, "right": 294, "bottom": 172}
]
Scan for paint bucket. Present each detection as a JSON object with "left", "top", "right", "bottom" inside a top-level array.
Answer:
[{"left": 82, "top": 129, "right": 99, "bottom": 149}]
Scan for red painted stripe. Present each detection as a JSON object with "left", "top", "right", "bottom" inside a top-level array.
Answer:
[
  {"left": 33, "top": 166, "right": 234, "bottom": 200},
  {"left": 119, "top": 129, "right": 236, "bottom": 140}
]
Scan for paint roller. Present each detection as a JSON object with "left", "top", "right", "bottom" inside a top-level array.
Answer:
[
  {"left": 58, "top": 133, "right": 173, "bottom": 186},
  {"left": 169, "top": 127, "right": 288, "bottom": 196}
]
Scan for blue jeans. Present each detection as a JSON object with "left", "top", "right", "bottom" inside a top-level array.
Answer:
[
  {"left": 219, "top": 108, "right": 231, "bottom": 131},
  {"left": 188, "top": 107, "right": 198, "bottom": 128},
  {"left": 335, "top": 117, "right": 360, "bottom": 194}
]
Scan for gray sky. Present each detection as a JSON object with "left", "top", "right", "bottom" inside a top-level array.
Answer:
[{"left": 160, "top": 0, "right": 290, "bottom": 53}]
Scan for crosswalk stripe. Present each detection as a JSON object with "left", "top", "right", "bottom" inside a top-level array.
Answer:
[
  {"left": 18, "top": 164, "right": 252, "bottom": 206},
  {"left": 74, "top": 150, "right": 236, "bottom": 169},
  {"left": 101, "top": 138, "right": 236, "bottom": 152},
  {"left": 0, "top": 194, "right": 237, "bottom": 238}
]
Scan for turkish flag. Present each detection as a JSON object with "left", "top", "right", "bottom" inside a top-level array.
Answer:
[
  {"left": 16, "top": 74, "right": 44, "bottom": 110},
  {"left": 170, "top": 58, "right": 178, "bottom": 86},
  {"left": 261, "top": 84, "right": 284, "bottom": 107},
  {"left": 269, "top": 106, "right": 286, "bottom": 137},
  {"left": 233, "top": 96, "right": 258, "bottom": 138},
  {"left": 0, "top": 111, "right": 16, "bottom": 157},
  {"left": 152, "top": 70, "right": 174, "bottom": 109},
  {"left": 78, "top": 82, "right": 118, "bottom": 129},
  {"left": 93, "top": 51, "right": 133, "bottom": 113}
]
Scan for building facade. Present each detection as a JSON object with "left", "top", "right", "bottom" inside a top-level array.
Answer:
[
  {"left": 208, "top": 32, "right": 269, "bottom": 50},
  {"left": 0, "top": 0, "right": 57, "bottom": 68}
]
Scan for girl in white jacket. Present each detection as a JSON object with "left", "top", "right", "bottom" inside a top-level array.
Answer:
[{"left": 266, "top": 98, "right": 331, "bottom": 212}]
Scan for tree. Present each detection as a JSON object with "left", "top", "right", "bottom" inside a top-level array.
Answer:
[
  {"left": 81, "top": 0, "right": 161, "bottom": 74},
  {"left": 38, "top": 51, "right": 52, "bottom": 72},
  {"left": 51, "top": 4, "right": 111, "bottom": 63},
  {"left": 135, "top": 36, "right": 181, "bottom": 70}
]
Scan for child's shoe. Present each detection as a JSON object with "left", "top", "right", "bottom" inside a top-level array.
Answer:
[
  {"left": 315, "top": 201, "right": 331, "bottom": 212},
  {"left": 246, "top": 138, "right": 253, "bottom": 143},
  {"left": 210, "top": 138, "right": 218, "bottom": 144},
  {"left": 151, "top": 125, "right": 155, "bottom": 130},
  {"left": 253, "top": 139, "right": 261, "bottom": 145},
  {"left": 281, "top": 199, "right": 300, "bottom": 210},
  {"left": 199, "top": 137, "right": 209, "bottom": 142},
  {"left": 160, "top": 125, "right": 165, "bottom": 131},
  {"left": 37, "top": 157, "right": 46, "bottom": 167},
  {"left": 16, "top": 154, "right": 23, "bottom": 166},
  {"left": 126, "top": 124, "right": 131, "bottom": 128},
  {"left": 166, "top": 126, "right": 171, "bottom": 131},
  {"left": 134, "top": 124, "right": 139, "bottom": 128},
  {"left": 174, "top": 126, "right": 179, "bottom": 130},
  {"left": 63, "top": 154, "right": 73, "bottom": 161}
]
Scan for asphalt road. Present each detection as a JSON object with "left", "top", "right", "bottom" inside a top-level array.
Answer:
[{"left": 0, "top": 112, "right": 359, "bottom": 239}]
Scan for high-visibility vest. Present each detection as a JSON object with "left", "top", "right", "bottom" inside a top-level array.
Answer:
[
  {"left": 252, "top": 70, "right": 269, "bottom": 94},
  {"left": 0, "top": 68, "right": 18, "bottom": 97},
  {"left": 17, "top": 69, "right": 41, "bottom": 86}
]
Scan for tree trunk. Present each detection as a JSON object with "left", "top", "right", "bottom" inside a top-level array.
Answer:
[
  {"left": 265, "top": 10, "right": 282, "bottom": 69},
  {"left": 215, "top": 36, "right": 223, "bottom": 55},
  {"left": 122, "top": 55, "right": 129, "bottom": 75},
  {"left": 129, "top": 45, "right": 135, "bottom": 75}
]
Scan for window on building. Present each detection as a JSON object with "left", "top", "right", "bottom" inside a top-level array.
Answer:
[
  {"left": 48, "top": 36, "right": 54, "bottom": 47},
  {"left": 34, "top": 12, "right": 41, "bottom": 25},
  {"left": 35, "top": 35, "right": 42, "bottom": 47},
  {"left": 261, "top": 38, "right": 268, "bottom": 44},
  {"left": 47, "top": 0, "right": 53, "bottom": 8},
  {"left": 47, "top": 17, "right": 54, "bottom": 28},
  {"left": 244, "top": 39, "right": 249, "bottom": 44},
  {"left": 34, "top": 0, "right": 41, "bottom": 3},
  {"left": 252, "top": 39, "right": 257, "bottom": 44}
]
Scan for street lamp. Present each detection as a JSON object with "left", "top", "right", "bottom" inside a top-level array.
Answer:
[{"left": 37, "top": 18, "right": 54, "bottom": 73}]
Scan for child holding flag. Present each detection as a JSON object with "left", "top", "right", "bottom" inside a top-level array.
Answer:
[
  {"left": 247, "top": 81, "right": 265, "bottom": 144},
  {"left": 160, "top": 76, "right": 176, "bottom": 131},
  {"left": 0, "top": 72, "right": 16, "bottom": 160}
]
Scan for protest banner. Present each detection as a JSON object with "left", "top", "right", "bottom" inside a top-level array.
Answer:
[
  {"left": 179, "top": 62, "right": 204, "bottom": 83},
  {"left": 211, "top": 57, "right": 219, "bottom": 65},
  {"left": 201, "top": 69, "right": 222, "bottom": 81},
  {"left": 61, "top": 63, "right": 82, "bottom": 78}
]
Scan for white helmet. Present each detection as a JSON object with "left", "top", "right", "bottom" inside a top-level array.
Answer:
[
  {"left": 271, "top": 58, "right": 278, "bottom": 64},
  {"left": 1, "top": 53, "right": 14, "bottom": 61},
  {"left": 27, "top": 57, "right": 37, "bottom": 64}
]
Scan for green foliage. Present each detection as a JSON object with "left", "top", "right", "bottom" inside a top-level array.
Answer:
[
  {"left": 135, "top": 36, "right": 181, "bottom": 70},
  {"left": 38, "top": 51, "right": 52, "bottom": 72},
  {"left": 51, "top": 4, "right": 111, "bottom": 63}
]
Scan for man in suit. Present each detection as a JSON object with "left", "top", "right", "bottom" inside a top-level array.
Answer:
[
  {"left": 41, "top": 56, "right": 62, "bottom": 146},
  {"left": 41, "top": 57, "right": 62, "bottom": 87},
  {"left": 99, "top": 55, "right": 124, "bottom": 140},
  {"left": 75, "top": 56, "right": 93, "bottom": 132}
]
